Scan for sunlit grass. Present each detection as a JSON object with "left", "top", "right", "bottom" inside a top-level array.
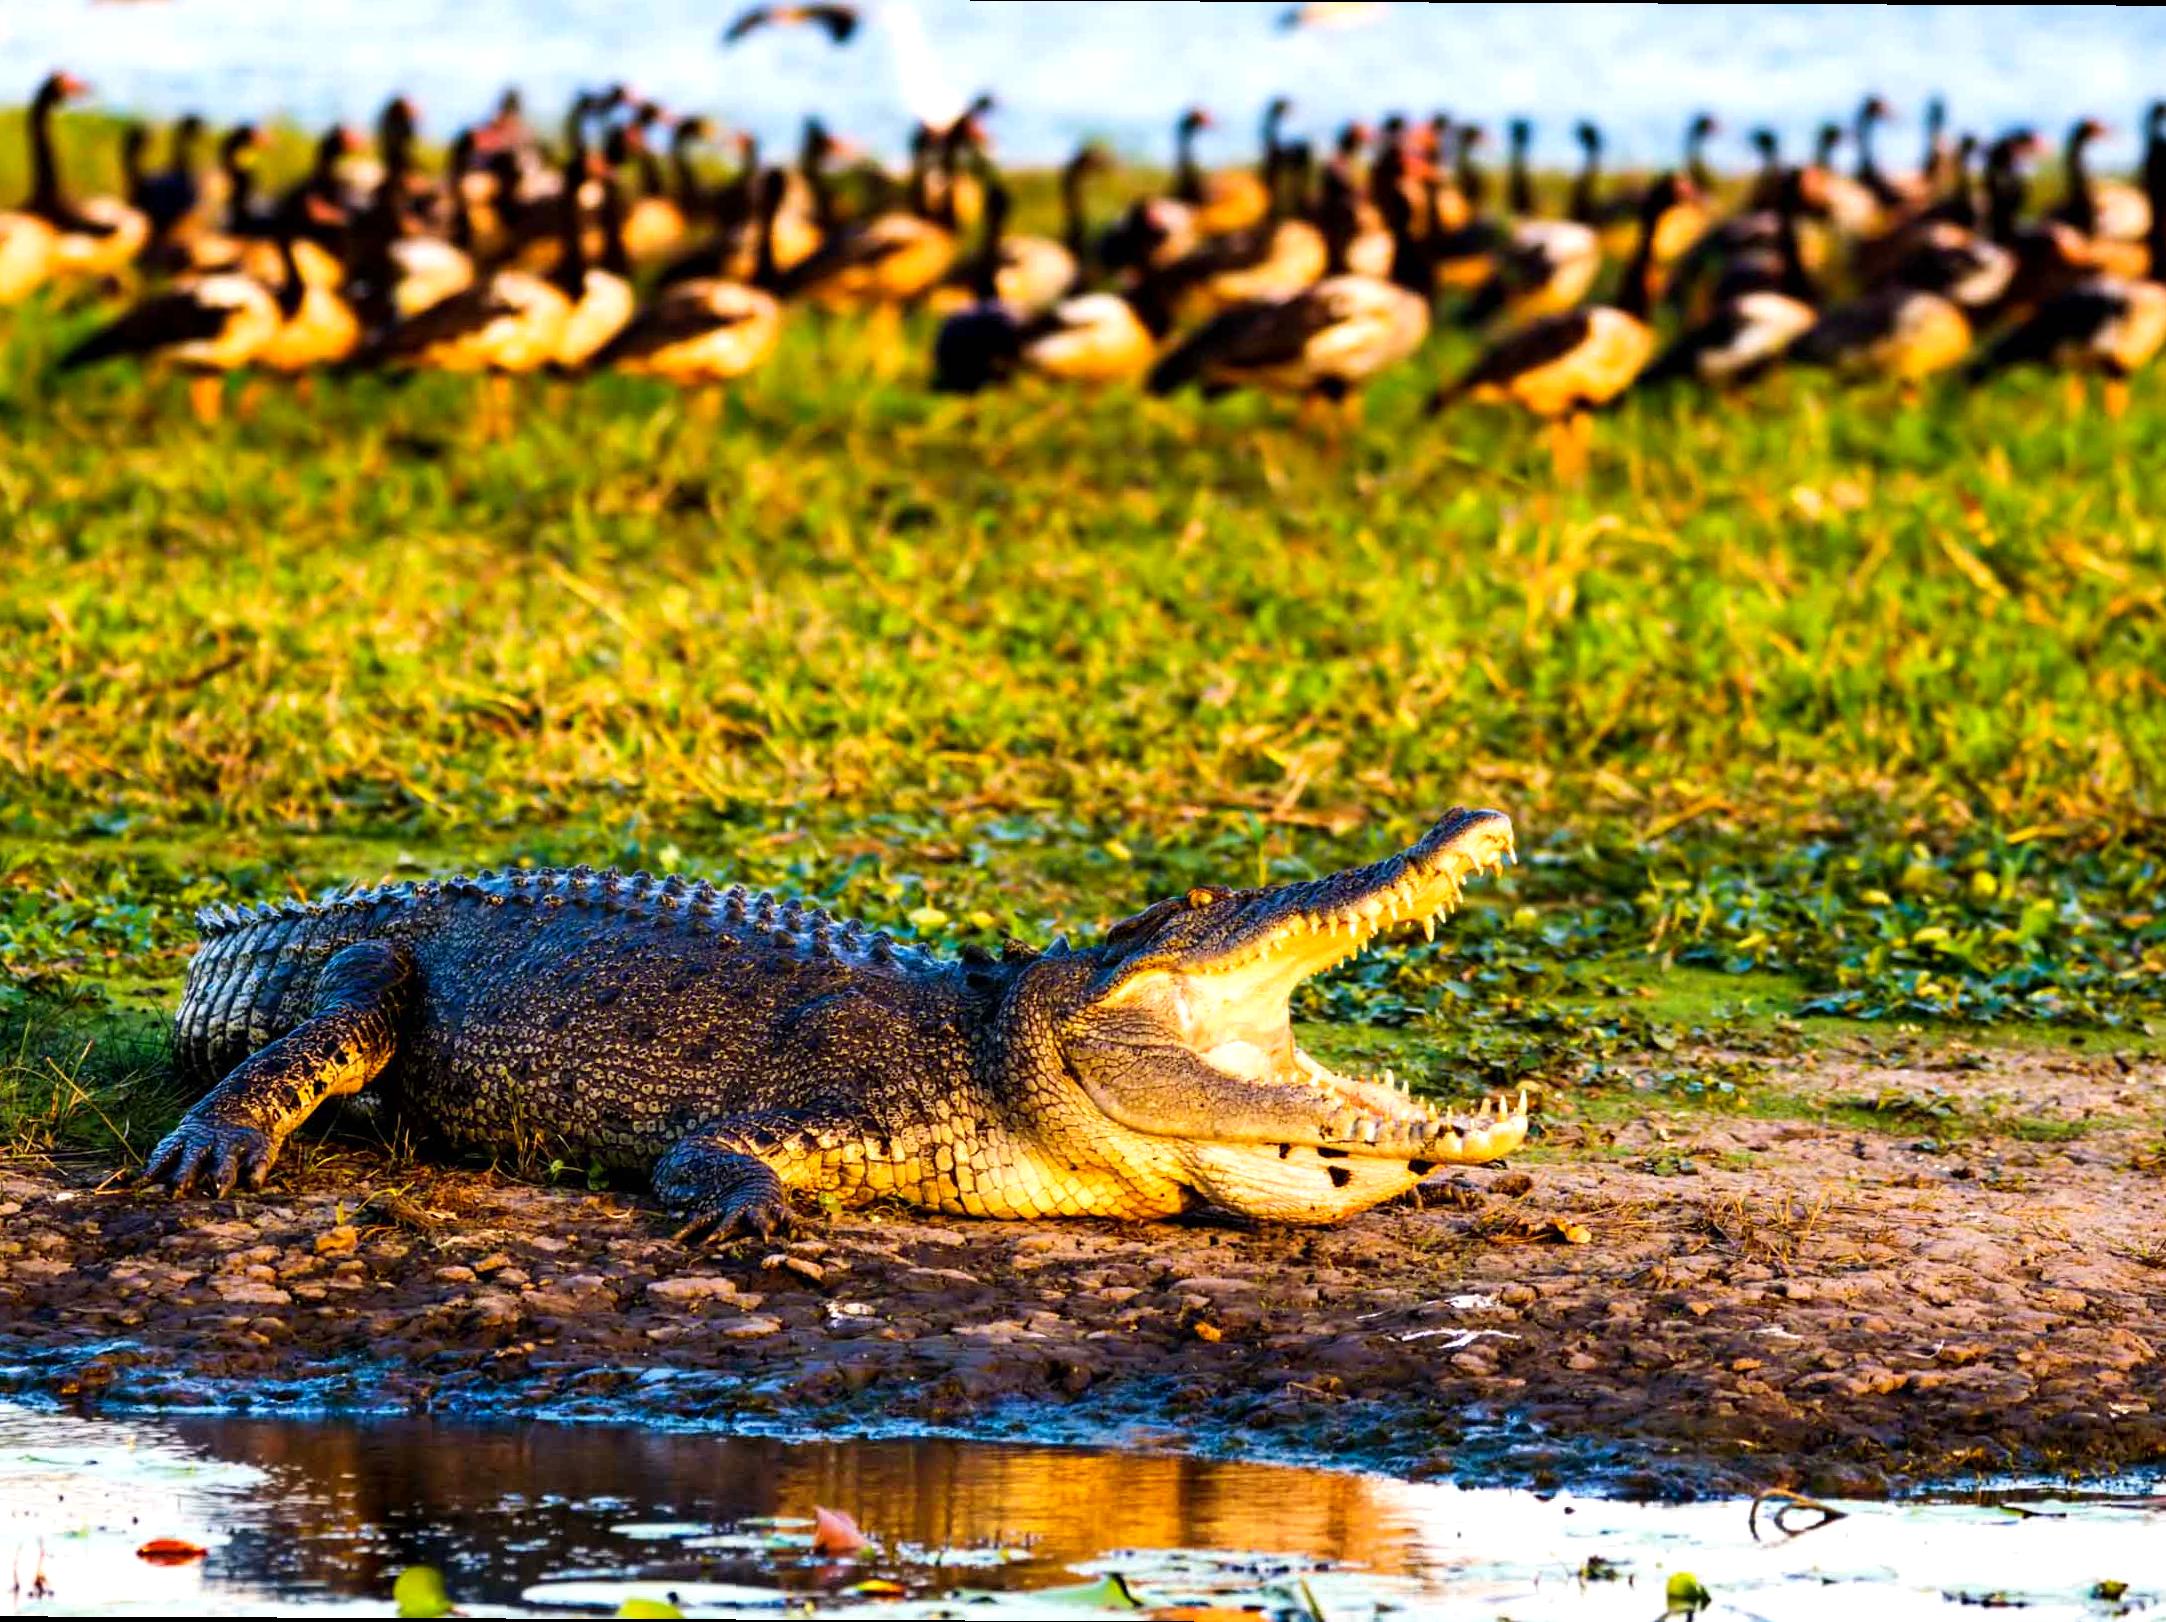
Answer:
[{"left": 1, "top": 126, "right": 2162, "bottom": 1158}]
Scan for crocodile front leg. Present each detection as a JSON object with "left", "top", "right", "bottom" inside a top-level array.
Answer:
[
  {"left": 140, "top": 940, "right": 414, "bottom": 1197},
  {"left": 654, "top": 1110, "right": 867, "bottom": 1245}
]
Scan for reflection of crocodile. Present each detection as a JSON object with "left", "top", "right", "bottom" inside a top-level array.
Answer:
[{"left": 137, "top": 808, "right": 1527, "bottom": 1239}]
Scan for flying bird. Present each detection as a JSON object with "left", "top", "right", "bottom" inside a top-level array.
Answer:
[
  {"left": 723, "top": 4, "right": 860, "bottom": 45},
  {"left": 1278, "top": 2, "right": 1385, "bottom": 32}
]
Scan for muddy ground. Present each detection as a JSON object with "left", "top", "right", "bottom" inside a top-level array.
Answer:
[{"left": 3, "top": 1042, "right": 2162, "bottom": 1499}]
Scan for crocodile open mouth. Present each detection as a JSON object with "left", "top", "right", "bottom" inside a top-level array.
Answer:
[{"left": 1094, "top": 808, "right": 1531, "bottom": 1161}]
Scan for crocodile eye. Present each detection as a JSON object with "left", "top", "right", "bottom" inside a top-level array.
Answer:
[{"left": 1185, "top": 887, "right": 1217, "bottom": 909}]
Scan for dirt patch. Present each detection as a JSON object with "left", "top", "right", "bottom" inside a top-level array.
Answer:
[{"left": 3, "top": 1043, "right": 2162, "bottom": 1498}]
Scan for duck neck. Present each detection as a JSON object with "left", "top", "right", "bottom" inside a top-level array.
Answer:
[
  {"left": 1854, "top": 106, "right": 1882, "bottom": 185},
  {"left": 27, "top": 81, "right": 66, "bottom": 213},
  {"left": 272, "top": 213, "right": 307, "bottom": 321},
  {"left": 1175, "top": 117, "right": 1203, "bottom": 203},
  {"left": 671, "top": 127, "right": 705, "bottom": 212},
  {"left": 1686, "top": 124, "right": 1715, "bottom": 194},
  {"left": 2064, "top": 125, "right": 2096, "bottom": 234},
  {"left": 1060, "top": 154, "right": 1091, "bottom": 265},
  {"left": 1618, "top": 193, "right": 1666, "bottom": 321},
  {"left": 751, "top": 171, "right": 784, "bottom": 291},
  {"left": 1773, "top": 178, "right": 1815, "bottom": 303},
  {"left": 1984, "top": 143, "right": 2025, "bottom": 243},
  {"left": 1456, "top": 133, "right": 1485, "bottom": 211},
  {"left": 555, "top": 133, "right": 591, "bottom": 294},
  {"left": 1569, "top": 136, "right": 1600, "bottom": 223},
  {"left": 225, "top": 145, "right": 258, "bottom": 229}
]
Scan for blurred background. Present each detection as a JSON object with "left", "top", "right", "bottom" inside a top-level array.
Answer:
[{"left": 7, "top": 1, "right": 2160, "bottom": 169}]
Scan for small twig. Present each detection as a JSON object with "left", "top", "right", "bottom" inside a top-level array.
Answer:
[{"left": 1748, "top": 1488, "right": 1847, "bottom": 1543}]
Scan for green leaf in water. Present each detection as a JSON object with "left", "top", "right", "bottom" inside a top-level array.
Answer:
[
  {"left": 2092, "top": 1580, "right": 2129, "bottom": 1601},
  {"left": 1030, "top": 1572, "right": 1146, "bottom": 1610},
  {"left": 392, "top": 1565, "right": 453, "bottom": 1618},
  {"left": 1665, "top": 1569, "right": 1712, "bottom": 1614},
  {"left": 616, "top": 1601, "right": 685, "bottom": 1619}
]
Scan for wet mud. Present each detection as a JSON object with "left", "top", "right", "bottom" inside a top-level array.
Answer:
[{"left": 3, "top": 1043, "right": 2161, "bottom": 1498}]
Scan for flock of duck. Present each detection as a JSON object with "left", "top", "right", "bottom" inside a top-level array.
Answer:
[{"left": 5, "top": 68, "right": 2165, "bottom": 470}]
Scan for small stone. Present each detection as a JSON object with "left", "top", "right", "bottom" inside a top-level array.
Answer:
[
  {"left": 313, "top": 1226, "right": 359, "bottom": 1257},
  {"left": 433, "top": 1265, "right": 478, "bottom": 1285},
  {"left": 472, "top": 1252, "right": 515, "bottom": 1275},
  {"left": 720, "top": 1314, "right": 784, "bottom": 1339},
  {"left": 646, "top": 1275, "right": 740, "bottom": 1306}
]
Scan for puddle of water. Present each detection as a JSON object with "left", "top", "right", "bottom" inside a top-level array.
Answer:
[{"left": 1, "top": 1402, "right": 2160, "bottom": 1618}]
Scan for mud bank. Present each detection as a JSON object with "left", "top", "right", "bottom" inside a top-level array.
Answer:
[{"left": 3, "top": 1044, "right": 2162, "bottom": 1498}]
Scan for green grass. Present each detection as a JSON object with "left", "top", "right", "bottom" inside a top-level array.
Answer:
[{"left": 2, "top": 121, "right": 2163, "bottom": 1159}]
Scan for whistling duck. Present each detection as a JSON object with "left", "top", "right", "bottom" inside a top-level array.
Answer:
[
  {"left": 1967, "top": 275, "right": 2166, "bottom": 418},
  {"left": 1433, "top": 174, "right": 1690, "bottom": 478},
  {"left": 1320, "top": 142, "right": 1393, "bottom": 280},
  {"left": 929, "top": 145, "right": 1082, "bottom": 317},
  {"left": 257, "top": 205, "right": 363, "bottom": 376},
  {"left": 941, "top": 194, "right": 1178, "bottom": 391},
  {"left": 1815, "top": 122, "right": 1882, "bottom": 237},
  {"left": 1645, "top": 169, "right": 1819, "bottom": 386},
  {"left": 598, "top": 168, "right": 786, "bottom": 399},
  {"left": 1157, "top": 136, "right": 1329, "bottom": 317},
  {"left": 555, "top": 142, "right": 638, "bottom": 370},
  {"left": 342, "top": 106, "right": 477, "bottom": 327},
  {"left": 279, "top": 125, "right": 361, "bottom": 243},
  {"left": 129, "top": 114, "right": 208, "bottom": 255},
  {"left": 1459, "top": 178, "right": 1602, "bottom": 331},
  {"left": 614, "top": 102, "right": 696, "bottom": 266},
  {"left": 1173, "top": 103, "right": 1281, "bottom": 237},
  {"left": 1975, "top": 130, "right": 2108, "bottom": 317},
  {"left": 1145, "top": 180, "right": 1429, "bottom": 423},
  {"left": 2053, "top": 118, "right": 2150, "bottom": 276},
  {"left": 1793, "top": 284, "right": 1970, "bottom": 386},
  {"left": 722, "top": 3, "right": 861, "bottom": 45},
  {"left": 19, "top": 73, "right": 149, "bottom": 283},
  {"left": 59, "top": 218, "right": 298, "bottom": 422},
  {"left": 778, "top": 121, "right": 961, "bottom": 314},
  {"left": 175, "top": 125, "right": 276, "bottom": 275},
  {"left": 361, "top": 134, "right": 590, "bottom": 434}
]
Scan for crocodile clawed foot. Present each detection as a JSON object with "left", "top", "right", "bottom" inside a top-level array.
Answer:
[
  {"left": 671, "top": 1189, "right": 793, "bottom": 1247},
  {"left": 135, "top": 1117, "right": 277, "bottom": 1199}
]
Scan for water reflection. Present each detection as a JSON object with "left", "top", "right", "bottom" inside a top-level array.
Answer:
[
  {"left": 5, "top": 1405, "right": 2161, "bottom": 1619},
  {"left": 165, "top": 1417, "right": 1418, "bottom": 1605}
]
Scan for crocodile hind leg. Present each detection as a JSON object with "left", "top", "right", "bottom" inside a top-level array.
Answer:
[
  {"left": 654, "top": 1110, "right": 860, "bottom": 1244},
  {"left": 139, "top": 940, "right": 414, "bottom": 1197}
]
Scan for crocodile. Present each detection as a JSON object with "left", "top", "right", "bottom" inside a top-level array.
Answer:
[{"left": 135, "top": 807, "right": 1528, "bottom": 1238}]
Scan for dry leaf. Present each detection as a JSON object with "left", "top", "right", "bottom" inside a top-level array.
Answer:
[{"left": 811, "top": 1505, "right": 868, "bottom": 1556}]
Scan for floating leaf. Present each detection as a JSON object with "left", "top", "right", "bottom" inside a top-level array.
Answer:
[
  {"left": 135, "top": 1538, "right": 207, "bottom": 1565},
  {"left": 393, "top": 1565, "right": 454, "bottom": 1618},
  {"left": 1665, "top": 1569, "right": 1712, "bottom": 1613},
  {"left": 811, "top": 1504, "right": 869, "bottom": 1556},
  {"left": 1032, "top": 1573, "right": 1147, "bottom": 1611}
]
